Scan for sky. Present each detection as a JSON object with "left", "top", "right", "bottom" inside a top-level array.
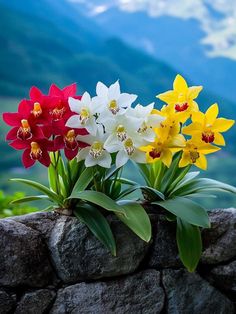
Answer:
[{"left": 69, "top": 0, "right": 236, "bottom": 60}]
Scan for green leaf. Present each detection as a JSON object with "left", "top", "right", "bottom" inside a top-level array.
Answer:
[
  {"left": 116, "top": 200, "right": 152, "bottom": 242},
  {"left": 153, "top": 197, "right": 210, "bottom": 228},
  {"left": 70, "top": 167, "right": 94, "bottom": 196},
  {"left": 48, "top": 164, "right": 57, "bottom": 193},
  {"left": 140, "top": 186, "right": 165, "bottom": 201},
  {"left": 67, "top": 190, "right": 126, "bottom": 215},
  {"left": 11, "top": 195, "right": 49, "bottom": 205},
  {"left": 177, "top": 218, "right": 202, "bottom": 272},
  {"left": 10, "top": 178, "right": 63, "bottom": 205},
  {"left": 117, "top": 178, "right": 137, "bottom": 186},
  {"left": 169, "top": 171, "right": 200, "bottom": 195},
  {"left": 74, "top": 204, "right": 116, "bottom": 256},
  {"left": 137, "top": 163, "right": 151, "bottom": 185}
]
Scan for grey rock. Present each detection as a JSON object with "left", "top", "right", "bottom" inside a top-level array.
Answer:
[
  {"left": 162, "top": 269, "right": 234, "bottom": 314},
  {"left": 11, "top": 211, "right": 59, "bottom": 241},
  {"left": 202, "top": 208, "right": 236, "bottom": 264},
  {"left": 0, "top": 219, "right": 54, "bottom": 288},
  {"left": 48, "top": 215, "right": 150, "bottom": 283},
  {"left": 15, "top": 289, "right": 56, "bottom": 314},
  {"left": 208, "top": 260, "right": 236, "bottom": 292},
  {"left": 0, "top": 290, "right": 16, "bottom": 314},
  {"left": 51, "top": 270, "right": 164, "bottom": 314},
  {"left": 148, "top": 215, "right": 181, "bottom": 268}
]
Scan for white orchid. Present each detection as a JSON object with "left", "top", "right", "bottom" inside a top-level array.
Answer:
[
  {"left": 76, "top": 126, "right": 111, "bottom": 168},
  {"left": 127, "top": 103, "right": 164, "bottom": 142},
  {"left": 66, "top": 92, "right": 99, "bottom": 135},
  {"left": 93, "top": 81, "right": 137, "bottom": 116}
]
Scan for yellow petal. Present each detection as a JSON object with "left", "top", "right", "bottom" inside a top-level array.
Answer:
[
  {"left": 191, "top": 101, "right": 199, "bottom": 112},
  {"left": 182, "top": 123, "right": 202, "bottom": 135},
  {"left": 191, "top": 111, "right": 205, "bottom": 124},
  {"left": 177, "top": 111, "right": 190, "bottom": 123},
  {"left": 173, "top": 74, "right": 188, "bottom": 93},
  {"left": 179, "top": 152, "right": 190, "bottom": 168},
  {"left": 139, "top": 145, "right": 154, "bottom": 152},
  {"left": 212, "top": 118, "right": 235, "bottom": 132},
  {"left": 161, "top": 149, "right": 173, "bottom": 167},
  {"left": 195, "top": 154, "right": 207, "bottom": 170},
  {"left": 156, "top": 90, "right": 178, "bottom": 104},
  {"left": 198, "top": 143, "right": 221, "bottom": 155},
  {"left": 146, "top": 153, "right": 157, "bottom": 164},
  {"left": 169, "top": 134, "right": 186, "bottom": 148},
  {"left": 214, "top": 132, "right": 225, "bottom": 146},
  {"left": 187, "top": 86, "right": 203, "bottom": 100},
  {"left": 205, "top": 103, "right": 219, "bottom": 125}
]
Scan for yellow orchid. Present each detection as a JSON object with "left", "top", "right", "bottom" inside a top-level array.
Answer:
[
  {"left": 179, "top": 139, "right": 220, "bottom": 170},
  {"left": 182, "top": 103, "right": 235, "bottom": 146},
  {"left": 156, "top": 74, "right": 202, "bottom": 122},
  {"left": 140, "top": 126, "right": 186, "bottom": 167}
]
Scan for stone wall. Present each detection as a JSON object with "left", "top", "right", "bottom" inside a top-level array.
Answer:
[{"left": 1, "top": 208, "right": 236, "bottom": 313}]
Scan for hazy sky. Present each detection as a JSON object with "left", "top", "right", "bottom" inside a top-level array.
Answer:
[{"left": 69, "top": 0, "right": 236, "bottom": 60}]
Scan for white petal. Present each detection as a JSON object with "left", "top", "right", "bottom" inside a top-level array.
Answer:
[
  {"left": 116, "top": 150, "right": 129, "bottom": 168},
  {"left": 81, "top": 92, "right": 91, "bottom": 104},
  {"left": 117, "top": 93, "right": 137, "bottom": 108},
  {"left": 68, "top": 97, "right": 80, "bottom": 113},
  {"left": 66, "top": 115, "right": 81, "bottom": 128},
  {"left": 91, "top": 97, "right": 105, "bottom": 114},
  {"left": 97, "top": 151, "right": 112, "bottom": 168},
  {"left": 108, "top": 81, "right": 121, "bottom": 100},
  {"left": 135, "top": 103, "right": 154, "bottom": 117},
  {"left": 76, "top": 134, "right": 95, "bottom": 145},
  {"left": 147, "top": 114, "right": 164, "bottom": 128},
  {"left": 77, "top": 147, "right": 90, "bottom": 161},
  {"left": 131, "top": 150, "right": 146, "bottom": 164},
  {"left": 141, "top": 128, "right": 156, "bottom": 142},
  {"left": 104, "top": 134, "right": 121, "bottom": 153},
  {"left": 86, "top": 118, "right": 98, "bottom": 136},
  {"left": 85, "top": 154, "right": 97, "bottom": 167},
  {"left": 96, "top": 81, "right": 108, "bottom": 98}
]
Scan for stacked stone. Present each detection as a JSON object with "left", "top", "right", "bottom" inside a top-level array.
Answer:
[{"left": 0, "top": 209, "right": 236, "bottom": 313}]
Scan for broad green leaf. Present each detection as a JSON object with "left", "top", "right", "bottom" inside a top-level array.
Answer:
[
  {"left": 11, "top": 195, "right": 49, "bottom": 205},
  {"left": 117, "top": 178, "right": 137, "bottom": 186},
  {"left": 48, "top": 164, "right": 58, "bottom": 193},
  {"left": 169, "top": 171, "right": 200, "bottom": 195},
  {"left": 117, "top": 186, "right": 141, "bottom": 200},
  {"left": 70, "top": 167, "right": 94, "bottom": 196},
  {"left": 10, "top": 178, "right": 63, "bottom": 205},
  {"left": 137, "top": 163, "right": 151, "bottom": 185},
  {"left": 140, "top": 186, "right": 165, "bottom": 201},
  {"left": 153, "top": 197, "right": 210, "bottom": 228},
  {"left": 104, "top": 165, "right": 120, "bottom": 180},
  {"left": 177, "top": 218, "right": 202, "bottom": 272},
  {"left": 74, "top": 204, "right": 116, "bottom": 256},
  {"left": 160, "top": 153, "right": 182, "bottom": 193},
  {"left": 116, "top": 200, "right": 152, "bottom": 242},
  {"left": 67, "top": 190, "right": 126, "bottom": 215}
]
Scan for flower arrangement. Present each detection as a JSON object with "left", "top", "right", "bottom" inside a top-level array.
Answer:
[{"left": 2, "top": 74, "right": 236, "bottom": 272}]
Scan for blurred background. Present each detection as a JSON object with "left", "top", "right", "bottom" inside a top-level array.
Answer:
[{"left": 0, "top": 0, "right": 235, "bottom": 215}]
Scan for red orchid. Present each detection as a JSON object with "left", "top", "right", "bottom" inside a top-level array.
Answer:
[
  {"left": 9, "top": 138, "right": 56, "bottom": 168},
  {"left": 3, "top": 100, "right": 45, "bottom": 142},
  {"left": 54, "top": 127, "right": 88, "bottom": 160}
]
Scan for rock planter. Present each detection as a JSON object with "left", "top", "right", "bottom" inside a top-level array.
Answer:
[{"left": 0, "top": 208, "right": 236, "bottom": 313}]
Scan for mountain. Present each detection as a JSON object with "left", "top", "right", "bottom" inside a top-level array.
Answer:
[{"left": 72, "top": 1, "right": 236, "bottom": 103}]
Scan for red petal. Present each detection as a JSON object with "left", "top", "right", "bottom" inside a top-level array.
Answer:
[
  {"left": 6, "top": 127, "right": 18, "bottom": 140},
  {"left": 2, "top": 113, "right": 21, "bottom": 126},
  {"left": 76, "top": 128, "right": 89, "bottom": 136},
  {"left": 62, "top": 83, "right": 77, "bottom": 98},
  {"left": 40, "top": 151, "right": 51, "bottom": 167},
  {"left": 9, "top": 139, "right": 29, "bottom": 150},
  {"left": 30, "top": 86, "right": 43, "bottom": 101},
  {"left": 41, "top": 125, "right": 53, "bottom": 138},
  {"left": 49, "top": 84, "right": 63, "bottom": 97},
  {"left": 64, "top": 147, "right": 78, "bottom": 160},
  {"left": 77, "top": 141, "right": 89, "bottom": 149},
  {"left": 54, "top": 136, "right": 65, "bottom": 150},
  {"left": 22, "top": 149, "right": 35, "bottom": 168},
  {"left": 18, "top": 100, "right": 32, "bottom": 116},
  {"left": 32, "top": 126, "right": 45, "bottom": 139}
]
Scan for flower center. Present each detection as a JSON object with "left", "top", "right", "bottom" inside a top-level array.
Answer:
[
  {"left": 138, "top": 122, "right": 148, "bottom": 134},
  {"left": 50, "top": 100, "right": 66, "bottom": 121},
  {"left": 64, "top": 129, "right": 78, "bottom": 150},
  {"left": 80, "top": 107, "right": 90, "bottom": 125},
  {"left": 109, "top": 100, "right": 119, "bottom": 114},
  {"left": 189, "top": 150, "right": 200, "bottom": 163},
  {"left": 175, "top": 103, "right": 188, "bottom": 112},
  {"left": 30, "top": 142, "right": 42, "bottom": 160},
  {"left": 89, "top": 141, "right": 103, "bottom": 158},
  {"left": 116, "top": 124, "right": 127, "bottom": 141},
  {"left": 202, "top": 130, "right": 214, "bottom": 143},
  {"left": 32, "top": 102, "right": 42, "bottom": 117},
  {"left": 149, "top": 148, "right": 161, "bottom": 159},
  {"left": 124, "top": 138, "right": 135, "bottom": 156},
  {"left": 17, "top": 119, "right": 32, "bottom": 141}
]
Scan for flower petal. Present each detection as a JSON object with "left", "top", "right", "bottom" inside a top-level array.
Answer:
[
  {"left": 173, "top": 74, "right": 188, "bottom": 93},
  {"left": 161, "top": 149, "right": 173, "bottom": 167},
  {"left": 187, "top": 86, "right": 203, "bottom": 100},
  {"left": 179, "top": 152, "right": 190, "bottom": 168},
  {"left": 212, "top": 118, "right": 235, "bottom": 132},
  {"left": 116, "top": 150, "right": 129, "bottom": 168},
  {"left": 22, "top": 149, "right": 35, "bottom": 168},
  {"left": 156, "top": 90, "right": 178, "bottom": 104},
  {"left": 108, "top": 81, "right": 121, "bottom": 100},
  {"left": 97, "top": 151, "right": 112, "bottom": 168},
  {"left": 182, "top": 123, "right": 202, "bottom": 135},
  {"left": 85, "top": 154, "right": 97, "bottom": 167},
  {"left": 131, "top": 150, "right": 146, "bottom": 164},
  {"left": 96, "top": 81, "right": 108, "bottom": 98},
  {"left": 214, "top": 132, "right": 225, "bottom": 146},
  {"left": 66, "top": 115, "right": 81, "bottom": 128},
  {"left": 117, "top": 93, "right": 137, "bottom": 108},
  {"left": 62, "top": 83, "right": 77, "bottom": 98},
  {"left": 195, "top": 154, "right": 207, "bottom": 170},
  {"left": 205, "top": 103, "right": 219, "bottom": 125},
  {"left": 68, "top": 97, "right": 80, "bottom": 113},
  {"left": 2, "top": 113, "right": 21, "bottom": 126},
  {"left": 29, "top": 86, "right": 43, "bottom": 100}
]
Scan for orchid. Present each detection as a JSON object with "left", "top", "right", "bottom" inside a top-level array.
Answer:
[
  {"left": 2, "top": 77, "right": 235, "bottom": 274},
  {"left": 93, "top": 81, "right": 137, "bottom": 117},
  {"left": 66, "top": 92, "right": 99, "bottom": 135}
]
